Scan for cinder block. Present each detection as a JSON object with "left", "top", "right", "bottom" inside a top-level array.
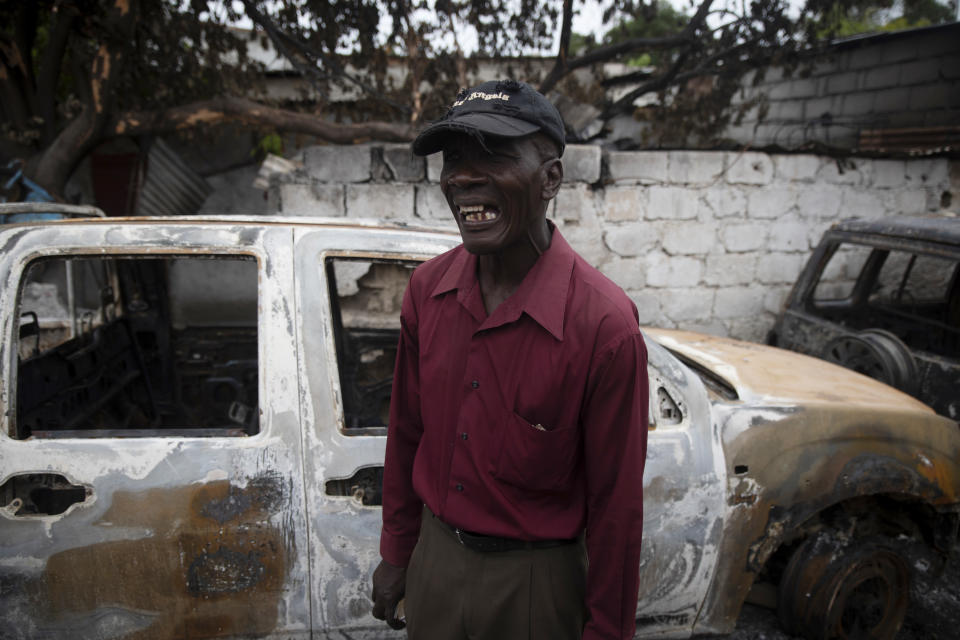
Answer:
[
  {"left": 909, "top": 84, "right": 953, "bottom": 110},
  {"left": 415, "top": 185, "right": 451, "bottom": 221},
  {"left": 841, "top": 189, "right": 886, "bottom": 218},
  {"left": 764, "top": 285, "right": 792, "bottom": 314},
  {"left": 558, "top": 219, "right": 608, "bottom": 267},
  {"left": 726, "top": 152, "right": 774, "bottom": 186},
  {"left": 713, "top": 286, "right": 766, "bottom": 319},
  {"left": 346, "top": 184, "right": 415, "bottom": 220},
  {"left": 767, "top": 77, "right": 818, "bottom": 101},
  {"left": 897, "top": 59, "right": 941, "bottom": 86},
  {"left": 304, "top": 145, "right": 372, "bottom": 182},
  {"left": 862, "top": 66, "right": 900, "bottom": 90},
  {"left": 906, "top": 158, "right": 950, "bottom": 186},
  {"left": 842, "top": 92, "right": 875, "bottom": 115},
  {"left": 756, "top": 253, "right": 805, "bottom": 284},
  {"left": 667, "top": 151, "right": 725, "bottom": 185},
  {"left": 704, "top": 254, "right": 757, "bottom": 286},
  {"left": 426, "top": 153, "right": 443, "bottom": 182},
  {"left": 603, "top": 186, "right": 645, "bottom": 222},
  {"left": 887, "top": 188, "right": 930, "bottom": 214},
  {"left": 727, "top": 315, "right": 775, "bottom": 342},
  {"left": 661, "top": 222, "right": 715, "bottom": 256},
  {"left": 382, "top": 144, "right": 425, "bottom": 182},
  {"left": 768, "top": 219, "right": 810, "bottom": 252},
  {"left": 805, "top": 96, "right": 835, "bottom": 119},
  {"left": 747, "top": 187, "right": 798, "bottom": 219},
  {"left": 646, "top": 186, "right": 699, "bottom": 220},
  {"left": 599, "top": 256, "right": 646, "bottom": 291},
  {"left": 644, "top": 252, "right": 702, "bottom": 288},
  {"left": 774, "top": 155, "right": 821, "bottom": 182},
  {"left": 871, "top": 160, "right": 907, "bottom": 189},
  {"left": 279, "top": 183, "right": 345, "bottom": 217},
  {"left": 769, "top": 100, "right": 803, "bottom": 121},
  {"left": 555, "top": 184, "right": 598, "bottom": 223},
  {"left": 873, "top": 87, "right": 910, "bottom": 112},
  {"left": 604, "top": 222, "right": 660, "bottom": 258},
  {"left": 847, "top": 48, "right": 879, "bottom": 70},
  {"left": 562, "top": 145, "right": 601, "bottom": 183},
  {"left": 721, "top": 223, "right": 768, "bottom": 253},
  {"left": 881, "top": 39, "right": 918, "bottom": 64},
  {"left": 629, "top": 290, "right": 663, "bottom": 326},
  {"left": 817, "top": 158, "right": 869, "bottom": 186},
  {"left": 701, "top": 187, "right": 747, "bottom": 218},
  {"left": 826, "top": 71, "right": 860, "bottom": 94},
  {"left": 752, "top": 124, "right": 787, "bottom": 146},
  {"left": 662, "top": 287, "right": 715, "bottom": 322},
  {"left": 797, "top": 184, "right": 843, "bottom": 218},
  {"left": 682, "top": 320, "right": 728, "bottom": 337},
  {"left": 608, "top": 151, "right": 669, "bottom": 184}
]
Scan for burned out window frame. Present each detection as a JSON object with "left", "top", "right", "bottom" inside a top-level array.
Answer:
[
  {"left": 9, "top": 249, "right": 264, "bottom": 440},
  {"left": 320, "top": 251, "right": 423, "bottom": 437}
]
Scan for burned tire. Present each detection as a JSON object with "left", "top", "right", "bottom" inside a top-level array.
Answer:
[
  {"left": 778, "top": 531, "right": 910, "bottom": 640},
  {"left": 822, "top": 329, "right": 918, "bottom": 395}
]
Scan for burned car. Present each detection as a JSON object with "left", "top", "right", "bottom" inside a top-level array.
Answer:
[
  {"left": 768, "top": 215, "right": 960, "bottom": 419},
  {"left": 1, "top": 212, "right": 958, "bottom": 640}
]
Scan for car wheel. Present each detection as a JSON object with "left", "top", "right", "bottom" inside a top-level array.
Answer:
[
  {"left": 821, "top": 329, "right": 918, "bottom": 395},
  {"left": 778, "top": 530, "right": 910, "bottom": 640}
]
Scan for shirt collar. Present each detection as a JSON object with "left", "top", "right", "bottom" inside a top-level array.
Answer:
[{"left": 430, "top": 223, "right": 575, "bottom": 341}]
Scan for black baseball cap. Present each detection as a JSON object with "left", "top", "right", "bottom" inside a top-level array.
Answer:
[{"left": 412, "top": 80, "right": 566, "bottom": 157}]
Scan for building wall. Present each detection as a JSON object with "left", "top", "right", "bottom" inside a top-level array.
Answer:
[
  {"left": 203, "top": 145, "right": 954, "bottom": 343},
  {"left": 727, "top": 24, "right": 960, "bottom": 150}
]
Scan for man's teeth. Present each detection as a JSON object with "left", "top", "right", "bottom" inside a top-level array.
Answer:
[{"left": 459, "top": 204, "right": 498, "bottom": 222}]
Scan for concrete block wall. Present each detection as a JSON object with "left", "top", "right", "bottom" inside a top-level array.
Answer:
[
  {"left": 259, "top": 143, "right": 953, "bottom": 342},
  {"left": 728, "top": 25, "right": 960, "bottom": 149}
]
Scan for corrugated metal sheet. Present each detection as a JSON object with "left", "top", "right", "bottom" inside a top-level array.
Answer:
[
  {"left": 136, "top": 139, "right": 212, "bottom": 216},
  {"left": 859, "top": 125, "right": 960, "bottom": 155}
]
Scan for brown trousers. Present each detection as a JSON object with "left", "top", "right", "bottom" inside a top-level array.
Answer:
[{"left": 405, "top": 508, "right": 587, "bottom": 640}]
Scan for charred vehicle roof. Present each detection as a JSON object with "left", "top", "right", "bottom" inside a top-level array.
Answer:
[{"left": 769, "top": 214, "right": 960, "bottom": 420}]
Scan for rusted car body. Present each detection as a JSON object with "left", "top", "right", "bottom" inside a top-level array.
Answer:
[
  {"left": 768, "top": 215, "right": 960, "bottom": 419},
  {"left": 1, "top": 214, "right": 958, "bottom": 639}
]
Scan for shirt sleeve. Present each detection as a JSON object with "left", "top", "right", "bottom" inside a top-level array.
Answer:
[
  {"left": 581, "top": 330, "right": 649, "bottom": 640},
  {"left": 379, "top": 277, "right": 425, "bottom": 567}
]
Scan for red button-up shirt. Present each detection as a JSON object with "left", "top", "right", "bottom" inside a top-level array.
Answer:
[{"left": 380, "top": 228, "right": 649, "bottom": 640}]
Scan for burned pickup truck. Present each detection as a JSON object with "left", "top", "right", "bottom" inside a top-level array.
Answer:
[{"left": 1, "top": 212, "right": 959, "bottom": 639}]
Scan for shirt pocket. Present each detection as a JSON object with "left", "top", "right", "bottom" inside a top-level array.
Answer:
[{"left": 494, "top": 411, "right": 580, "bottom": 492}]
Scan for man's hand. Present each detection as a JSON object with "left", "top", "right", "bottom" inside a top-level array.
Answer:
[{"left": 371, "top": 559, "right": 407, "bottom": 629}]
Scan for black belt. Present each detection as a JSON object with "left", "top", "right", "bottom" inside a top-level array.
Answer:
[{"left": 433, "top": 512, "right": 576, "bottom": 553}]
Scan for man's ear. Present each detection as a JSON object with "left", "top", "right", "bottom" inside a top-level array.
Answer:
[{"left": 540, "top": 158, "right": 563, "bottom": 201}]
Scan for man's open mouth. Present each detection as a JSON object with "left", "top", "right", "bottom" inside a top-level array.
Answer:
[{"left": 458, "top": 204, "right": 499, "bottom": 223}]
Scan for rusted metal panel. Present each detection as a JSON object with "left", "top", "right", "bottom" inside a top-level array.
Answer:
[
  {"left": 0, "top": 222, "right": 311, "bottom": 639},
  {"left": 859, "top": 126, "right": 960, "bottom": 155},
  {"left": 648, "top": 328, "right": 960, "bottom": 636}
]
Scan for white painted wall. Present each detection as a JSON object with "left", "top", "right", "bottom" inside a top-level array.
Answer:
[{"left": 202, "top": 144, "right": 955, "bottom": 342}]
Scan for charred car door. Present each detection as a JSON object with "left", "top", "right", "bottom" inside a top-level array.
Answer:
[{"left": 0, "top": 221, "right": 311, "bottom": 639}]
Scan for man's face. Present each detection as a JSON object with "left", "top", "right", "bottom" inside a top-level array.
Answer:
[{"left": 439, "top": 134, "right": 554, "bottom": 256}]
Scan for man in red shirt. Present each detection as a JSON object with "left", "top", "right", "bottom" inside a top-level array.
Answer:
[{"left": 371, "top": 79, "right": 648, "bottom": 640}]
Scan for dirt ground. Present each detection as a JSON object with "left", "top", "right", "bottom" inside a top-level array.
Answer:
[{"left": 698, "top": 540, "right": 960, "bottom": 640}]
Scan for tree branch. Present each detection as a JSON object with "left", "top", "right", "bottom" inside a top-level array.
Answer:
[
  {"left": 604, "top": 46, "right": 693, "bottom": 118},
  {"left": 538, "top": 0, "right": 574, "bottom": 94},
  {"left": 539, "top": 0, "right": 715, "bottom": 94},
  {"left": 36, "top": 7, "right": 76, "bottom": 145},
  {"left": 240, "top": 0, "right": 411, "bottom": 116},
  {"left": 32, "top": 0, "right": 138, "bottom": 197},
  {"left": 109, "top": 96, "right": 416, "bottom": 144}
]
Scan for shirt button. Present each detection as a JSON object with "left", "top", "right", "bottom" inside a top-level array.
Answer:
[
  {"left": 455, "top": 483, "right": 464, "bottom": 492},
  {"left": 471, "top": 380, "right": 479, "bottom": 389},
  {"left": 461, "top": 432, "right": 468, "bottom": 440}
]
